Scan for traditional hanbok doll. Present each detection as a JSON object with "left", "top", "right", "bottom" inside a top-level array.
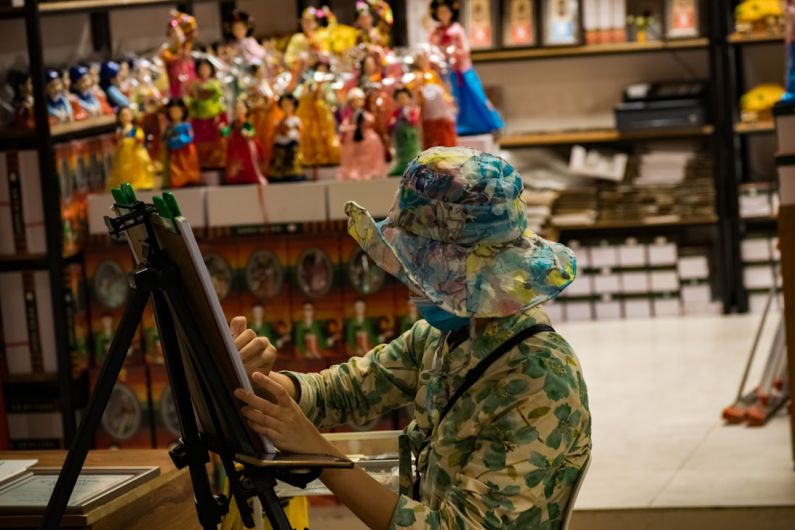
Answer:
[
  {"left": 44, "top": 69, "right": 75, "bottom": 124},
  {"left": 163, "top": 98, "right": 201, "bottom": 188},
  {"left": 339, "top": 88, "right": 386, "bottom": 181},
  {"left": 189, "top": 58, "right": 227, "bottom": 169},
  {"left": 221, "top": 97, "right": 267, "bottom": 185},
  {"left": 226, "top": 9, "right": 266, "bottom": 64},
  {"left": 69, "top": 65, "right": 113, "bottom": 118},
  {"left": 8, "top": 70, "right": 34, "bottom": 128},
  {"left": 248, "top": 63, "right": 282, "bottom": 176},
  {"left": 411, "top": 51, "right": 458, "bottom": 148},
  {"left": 269, "top": 94, "right": 305, "bottom": 182},
  {"left": 159, "top": 11, "right": 198, "bottom": 98},
  {"left": 99, "top": 61, "right": 130, "bottom": 110},
  {"left": 107, "top": 106, "right": 156, "bottom": 191},
  {"left": 295, "top": 60, "right": 340, "bottom": 166},
  {"left": 354, "top": 0, "right": 393, "bottom": 50},
  {"left": 389, "top": 88, "right": 421, "bottom": 176}
]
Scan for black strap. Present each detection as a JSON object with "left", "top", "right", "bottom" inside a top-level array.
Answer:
[{"left": 437, "top": 323, "right": 555, "bottom": 425}]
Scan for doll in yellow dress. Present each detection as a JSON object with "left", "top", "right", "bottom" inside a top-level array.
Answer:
[
  {"left": 107, "top": 106, "right": 156, "bottom": 191},
  {"left": 295, "top": 59, "right": 340, "bottom": 166}
]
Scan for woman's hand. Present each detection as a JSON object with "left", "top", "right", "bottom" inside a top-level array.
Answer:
[
  {"left": 230, "top": 316, "right": 277, "bottom": 378},
  {"left": 234, "top": 372, "right": 335, "bottom": 456}
]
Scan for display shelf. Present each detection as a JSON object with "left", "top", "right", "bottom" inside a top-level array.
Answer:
[
  {"left": 0, "top": 127, "right": 36, "bottom": 150},
  {"left": 0, "top": 252, "right": 49, "bottom": 272},
  {"left": 728, "top": 32, "right": 785, "bottom": 44},
  {"left": 37, "top": 0, "right": 219, "bottom": 15},
  {"left": 742, "top": 215, "right": 778, "bottom": 230},
  {"left": 0, "top": 5, "right": 24, "bottom": 20},
  {"left": 499, "top": 125, "right": 714, "bottom": 148},
  {"left": 554, "top": 216, "right": 718, "bottom": 233},
  {"left": 735, "top": 121, "right": 775, "bottom": 135},
  {"left": 471, "top": 38, "right": 709, "bottom": 63}
]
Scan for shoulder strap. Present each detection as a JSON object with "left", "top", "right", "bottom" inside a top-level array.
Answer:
[{"left": 437, "top": 323, "right": 555, "bottom": 425}]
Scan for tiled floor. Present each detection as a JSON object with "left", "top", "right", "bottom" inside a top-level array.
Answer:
[{"left": 309, "top": 314, "right": 795, "bottom": 529}]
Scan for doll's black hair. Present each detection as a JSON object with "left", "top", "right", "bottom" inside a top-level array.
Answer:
[
  {"left": 353, "top": 109, "right": 365, "bottom": 143},
  {"left": 115, "top": 105, "right": 134, "bottom": 124},
  {"left": 227, "top": 9, "right": 254, "bottom": 37},
  {"left": 195, "top": 57, "right": 216, "bottom": 78},
  {"left": 280, "top": 93, "right": 298, "bottom": 110},
  {"left": 429, "top": 0, "right": 460, "bottom": 22},
  {"left": 165, "top": 97, "right": 189, "bottom": 121},
  {"left": 393, "top": 87, "right": 412, "bottom": 100}
]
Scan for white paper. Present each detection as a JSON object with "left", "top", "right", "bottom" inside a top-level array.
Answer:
[
  {"left": 0, "top": 474, "right": 131, "bottom": 507},
  {"left": 0, "top": 460, "right": 37, "bottom": 486}
]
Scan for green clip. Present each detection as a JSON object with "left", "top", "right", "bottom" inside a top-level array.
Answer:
[
  {"left": 121, "top": 183, "right": 137, "bottom": 204},
  {"left": 153, "top": 195, "right": 172, "bottom": 219},
  {"left": 163, "top": 192, "right": 182, "bottom": 217},
  {"left": 111, "top": 187, "right": 126, "bottom": 205}
]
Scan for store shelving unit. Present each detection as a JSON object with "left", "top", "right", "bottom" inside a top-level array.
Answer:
[
  {"left": 499, "top": 125, "right": 714, "bottom": 149},
  {"left": 472, "top": 37, "right": 708, "bottom": 63},
  {"left": 728, "top": 31, "right": 785, "bottom": 44},
  {"left": 734, "top": 121, "right": 775, "bottom": 135}
]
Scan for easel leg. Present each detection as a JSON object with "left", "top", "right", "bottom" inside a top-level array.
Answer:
[
  {"left": 40, "top": 269, "right": 154, "bottom": 530},
  {"left": 152, "top": 291, "right": 227, "bottom": 530},
  {"left": 258, "top": 483, "right": 294, "bottom": 530}
]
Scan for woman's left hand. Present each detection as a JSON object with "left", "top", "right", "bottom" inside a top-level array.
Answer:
[{"left": 234, "top": 372, "right": 333, "bottom": 456}]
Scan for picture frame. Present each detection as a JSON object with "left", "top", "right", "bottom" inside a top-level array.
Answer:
[
  {"left": 465, "top": 0, "right": 497, "bottom": 50},
  {"left": 0, "top": 467, "right": 159, "bottom": 515},
  {"left": 542, "top": 0, "right": 582, "bottom": 47},
  {"left": 502, "top": 0, "right": 536, "bottom": 47},
  {"left": 665, "top": 0, "right": 699, "bottom": 38}
]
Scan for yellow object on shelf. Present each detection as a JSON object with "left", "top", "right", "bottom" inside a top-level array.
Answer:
[
  {"left": 735, "top": 0, "right": 785, "bottom": 34},
  {"left": 740, "top": 83, "right": 786, "bottom": 123}
]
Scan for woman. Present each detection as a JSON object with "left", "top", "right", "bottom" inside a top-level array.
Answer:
[{"left": 233, "top": 147, "right": 591, "bottom": 529}]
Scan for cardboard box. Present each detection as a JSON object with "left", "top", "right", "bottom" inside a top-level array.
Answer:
[
  {"left": 680, "top": 282, "right": 711, "bottom": 304},
  {"left": 327, "top": 180, "right": 400, "bottom": 220},
  {"left": 565, "top": 300, "right": 593, "bottom": 321},
  {"left": 590, "top": 243, "right": 619, "bottom": 268},
  {"left": 648, "top": 240, "right": 678, "bottom": 265},
  {"left": 92, "top": 364, "right": 152, "bottom": 449},
  {"left": 618, "top": 240, "right": 647, "bottom": 267},
  {"left": 622, "top": 297, "right": 652, "bottom": 319},
  {"left": 650, "top": 270, "right": 679, "bottom": 292},
  {"left": 741, "top": 238, "right": 773, "bottom": 263},
  {"left": 593, "top": 270, "right": 620, "bottom": 293},
  {"left": 565, "top": 273, "right": 594, "bottom": 297},
  {"left": 619, "top": 271, "right": 649, "bottom": 294},
  {"left": 653, "top": 295, "right": 681, "bottom": 317},
  {"left": 743, "top": 264, "right": 776, "bottom": 290},
  {"left": 6, "top": 411, "right": 63, "bottom": 450},
  {"left": 207, "top": 182, "right": 327, "bottom": 227},
  {"left": 567, "top": 240, "right": 591, "bottom": 270},
  {"left": 677, "top": 255, "right": 709, "bottom": 280},
  {"left": 595, "top": 295, "right": 622, "bottom": 320}
]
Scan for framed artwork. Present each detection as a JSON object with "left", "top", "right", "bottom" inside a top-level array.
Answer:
[
  {"left": 296, "top": 248, "right": 334, "bottom": 299},
  {"left": 348, "top": 248, "right": 386, "bottom": 295},
  {"left": 245, "top": 250, "right": 284, "bottom": 300},
  {"left": 665, "top": 0, "right": 699, "bottom": 38},
  {"left": 465, "top": 0, "right": 496, "bottom": 50},
  {"left": 502, "top": 0, "right": 536, "bottom": 47},
  {"left": 203, "top": 253, "right": 233, "bottom": 301},
  {"left": 542, "top": 0, "right": 581, "bottom": 46}
]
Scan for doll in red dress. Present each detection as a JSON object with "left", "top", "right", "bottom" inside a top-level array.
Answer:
[{"left": 221, "top": 97, "right": 267, "bottom": 185}]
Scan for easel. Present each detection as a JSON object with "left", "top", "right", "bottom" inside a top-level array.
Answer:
[{"left": 41, "top": 188, "right": 350, "bottom": 530}]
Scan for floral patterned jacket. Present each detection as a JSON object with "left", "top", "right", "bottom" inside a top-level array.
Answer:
[{"left": 287, "top": 306, "right": 591, "bottom": 529}]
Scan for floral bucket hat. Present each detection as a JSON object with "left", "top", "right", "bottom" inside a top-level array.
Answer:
[{"left": 345, "top": 147, "right": 577, "bottom": 318}]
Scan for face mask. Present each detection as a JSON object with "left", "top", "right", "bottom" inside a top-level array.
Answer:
[{"left": 411, "top": 296, "right": 470, "bottom": 333}]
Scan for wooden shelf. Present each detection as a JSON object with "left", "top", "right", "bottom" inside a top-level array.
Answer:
[
  {"left": 51, "top": 114, "right": 116, "bottom": 142},
  {"left": 472, "top": 38, "right": 709, "bottom": 63},
  {"left": 0, "top": 252, "right": 49, "bottom": 272},
  {"left": 554, "top": 216, "right": 718, "bottom": 233},
  {"left": 499, "top": 125, "right": 714, "bottom": 148},
  {"left": 735, "top": 121, "right": 775, "bottom": 135},
  {"left": 728, "top": 32, "right": 785, "bottom": 44},
  {"left": 40, "top": 0, "right": 181, "bottom": 14}
]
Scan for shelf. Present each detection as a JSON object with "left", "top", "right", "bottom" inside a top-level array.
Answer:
[
  {"left": 735, "top": 121, "right": 775, "bottom": 135},
  {"left": 554, "top": 216, "right": 718, "bottom": 233},
  {"left": 728, "top": 32, "right": 785, "bottom": 44},
  {"left": 742, "top": 216, "right": 778, "bottom": 230},
  {"left": 0, "top": 253, "right": 49, "bottom": 272},
  {"left": 1, "top": 372, "right": 59, "bottom": 385},
  {"left": 472, "top": 38, "right": 709, "bottom": 63},
  {"left": 499, "top": 125, "right": 714, "bottom": 148},
  {"left": 0, "top": 128, "right": 36, "bottom": 151},
  {"left": 51, "top": 115, "right": 116, "bottom": 143}
]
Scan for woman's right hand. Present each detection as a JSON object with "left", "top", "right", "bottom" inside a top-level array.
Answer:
[{"left": 230, "top": 316, "right": 277, "bottom": 378}]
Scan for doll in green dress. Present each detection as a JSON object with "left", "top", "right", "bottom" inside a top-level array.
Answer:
[
  {"left": 189, "top": 58, "right": 227, "bottom": 169},
  {"left": 293, "top": 302, "right": 326, "bottom": 359},
  {"left": 344, "top": 299, "right": 378, "bottom": 356},
  {"left": 388, "top": 88, "right": 421, "bottom": 176}
]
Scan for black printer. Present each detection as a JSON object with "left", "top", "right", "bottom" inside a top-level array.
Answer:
[{"left": 614, "top": 81, "right": 709, "bottom": 131}]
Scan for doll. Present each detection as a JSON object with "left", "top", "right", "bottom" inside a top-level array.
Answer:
[
  {"left": 220, "top": 96, "right": 267, "bottom": 185},
  {"left": 354, "top": 0, "right": 394, "bottom": 51},
  {"left": 411, "top": 51, "right": 458, "bottom": 148},
  {"left": 389, "top": 88, "right": 421, "bottom": 176},
  {"left": 248, "top": 62, "right": 282, "bottom": 175},
  {"left": 189, "top": 58, "right": 227, "bottom": 169},
  {"left": 269, "top": 94, "right": 304, "bottom": 182},
  {"left": 8, "top": 70, "right": 34, "bottom": 128},
  {"left": 107, "top": 106, "right": 156, "bottom": 191},
  {"left": 44, "top": 69, "right": 75, "bottom": 124},
  {"left": 160, "top": 11, "right": 198, "bottom": 98},
  {"left": 428, "top": 0, "right": 503, "bottom": 135},
  {"left": 99, "top": 61, "right": 130, "bottom": 110},
  {"left": 284, "top": 7, "right": 332, "bottom": 75},
  {"left": 163, "top": 98, "right": 201, "bottom": 188},
  {"left": 345, "top": 299, "right": 377, "bottom": 356},
  {"left": 226, "top": 9, "right": 266, "bottom": 64},
  {"left": 295, "top": 59, "right": 340, "bottom": 167},
  {"left": 339, "top": 87, "right": 386, "bottom": 181},
  {"left": 69, "top": 64, "right": 113, "bottom": 118}
]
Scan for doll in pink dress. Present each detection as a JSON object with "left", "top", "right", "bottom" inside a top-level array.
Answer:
[
  {"left": 339, "top": 88, "right": 386, "bottom": 181},
  {"left": 226, "top": 9, "right": 266, "bottom": 64},
  {"left": 159, "top": 11, "right": 197, "bottom": 99}
]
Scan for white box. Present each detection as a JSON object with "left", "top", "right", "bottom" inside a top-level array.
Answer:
[
  {"left": 741, "top": 238, "right": 773, "bottom": 263},
  {"left": 650, "top": 270, "right": 679, "bottom": 292},
  {"left": 653, "top": 297, "right": 681, "bottom": 317},
  {"left": 327, "top": 179, "right": 399, "bottom": 220},
  {"left": 565, "top": 300, "right": 593, "bottom": 321},
  {"left": 595, "top": 298, "right": 622, "bottom": 320},
  {"left": 682, "top": 300, "right": 722, "bottom": 316},
  {"left": 593, "top": 271, "right": 620, "bottom": 293},
  {"left": 620, "top": 271, "right": 649, "bottom": 294},
  {"left": 590, "top": 244, "right": 619, "bottom": 268},
  {"left": 681, "top": 283, "right": 711, "bottom": 303},
  {"left": 88, "top": 187, "right": 208, "bottom": 234},
  {"left": 618, "top": 242, "right": 647, "bottom": 267},
  {"left": 648, "top": 241, "right": 678, "bottom": 265},
  {"left": 207, "top": 182, "right": 327, "bottom": 226},
  {"left": 677, "top": 256, "right": 709, "bottom": 280},
  {"left": 743, "top": 265, "right": 776, "bottom": 290},
  {"left": 771, "top": 237, "right": 781, "bottom": 261},
  {"left": 623, "top": 298, "right": 652, "bottom": 319},
  {"left": 565, "top": 274, "right": 594, "bottom": 297}
]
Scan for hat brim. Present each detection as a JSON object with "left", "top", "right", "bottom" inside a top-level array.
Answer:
[{"left": 345, "top": 201, "right": 576, "bottom": 318}]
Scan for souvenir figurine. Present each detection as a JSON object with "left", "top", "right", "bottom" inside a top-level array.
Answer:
[
  {"left": 8, "top": 70, "right": 34, "bottom": 128},
  {"left": 136, "top": 84, "right": 165, "bottom": 161},
  {"left": 99, "top": 61, "right": 130, "bottom": 110},
  {"left": 412, "top": 51, "right": 458, "bottom": 148},
  {"left": 220, "top": 96, "right": 267, "bottom": 185},
  {"left": 163, "top": 98, "right": 201, "bottom": 188},
  {"left": 250, "top": 303, "right": 276, "bottom": 343},
  {"left": 735, "top": 0, "right": 785, "bottom": 35},
  {"left": 339, "top": 87, "right": 386, "bottom": 181},
  {"left": 269, "top": 94, "right": 304, "bottom": 182},
  {"left": 293, "top": 301, "right": 325, "bottom": 360},
  {"left": 295, "top": 59, "right": 340, "bottom": 166},
  {"left": 345, "top": 299, "right": 377, "bottom": 356},
  {"left": 189, "top": 58, "right": 227, "bottom": 169},
  {"left": 107, "top": 106, "right": 156, "bottom": 191},
  {"left": 248, "top": 62, "right": 282, "bottom": 175},
  {"left": 428, "top": 0, "right": 503, "bottom": 135},
  {"left": 284, "top": 7, "right": 332, "bottom": 76},
  {"left": 389, "top": 87, "right": 421, "bottom": 176},
  {"left": 69, "top": 64, "right": 113, "bottom": 118},
  {"left": 354, "top": 0, "right": 394, "bottom": 50},
  {"left": 160, "top": 10, "right": 198, "bottom": 98},
  {"left": 226, "top": 9, "right": 266, "bottom": 64}
]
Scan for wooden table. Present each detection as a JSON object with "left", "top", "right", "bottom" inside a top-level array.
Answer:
[{"left": 0, "top": 450, "right": 200, "bottom": 529}]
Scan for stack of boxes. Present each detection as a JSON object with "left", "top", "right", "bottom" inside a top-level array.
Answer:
[{"left": 741, "top": 235, "right": 782, "bottom": 313}]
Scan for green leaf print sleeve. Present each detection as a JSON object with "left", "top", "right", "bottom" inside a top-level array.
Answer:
[{"left": 285, "top": 323, "right": 434, "bottom": 429}]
